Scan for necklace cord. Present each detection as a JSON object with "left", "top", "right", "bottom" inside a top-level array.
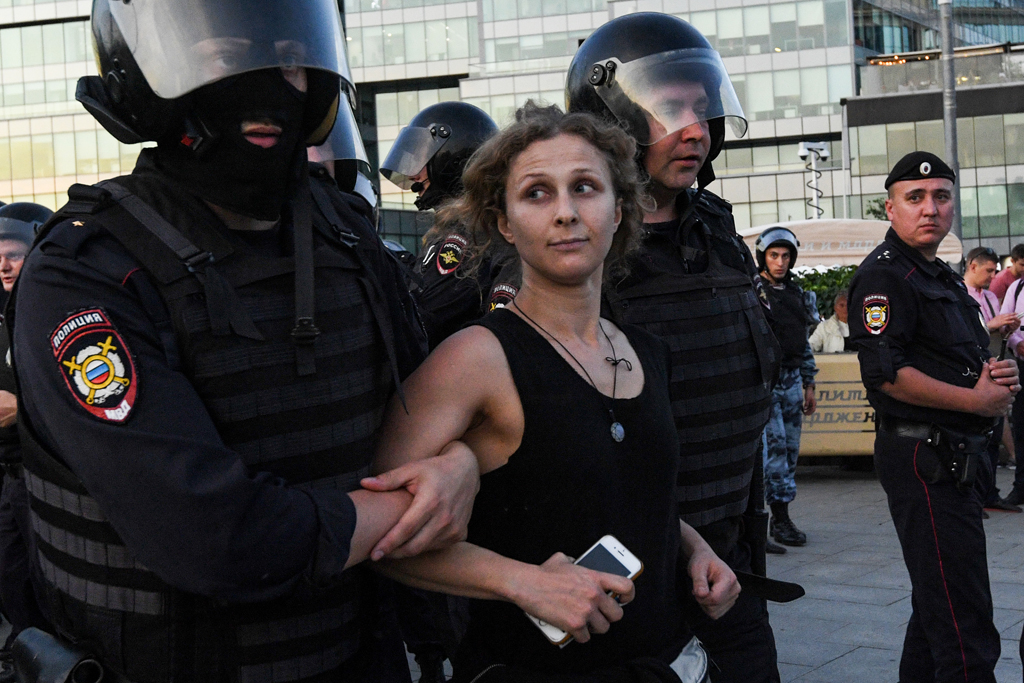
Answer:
[{"left": 511, "top": 299, "right": 617, "bottom": 400}]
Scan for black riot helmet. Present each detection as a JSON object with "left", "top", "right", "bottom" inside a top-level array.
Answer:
[
  {"left": 76, "top": 0, "right": 349, "bottom": 147},
  {"left": 0, "top": 202, "right": 52, "bottom": 246},
  {"left": 380, "top": 102, "right": 499, "bottom": 211},
  {"left": 755, "top": 226, "right": 800, "bottom": 272},
  {"left": 566, "top": 12, "right": 747, "bottom": 188}
]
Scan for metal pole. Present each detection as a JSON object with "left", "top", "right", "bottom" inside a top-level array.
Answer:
[
  {"left": 939, "top": 0, "right": 961, "bottom": 241},
  {"left": 809, "top": 152, "right": 821, "bottom": 218}
]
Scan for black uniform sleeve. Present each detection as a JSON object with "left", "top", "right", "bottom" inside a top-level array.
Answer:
[
  {"left": 849, "top": 265, "right": 918, "bottom": 389},
  {"left": 14, "top": 223, "right": 357, "bottom": 603}
]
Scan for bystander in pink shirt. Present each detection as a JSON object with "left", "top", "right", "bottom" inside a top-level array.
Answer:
[
  {"left": 990, "top": 267, "right": 1019, "bottom": 302},
  {"left": 999, "top": 279, "right": 1024, "bottom": 355}
]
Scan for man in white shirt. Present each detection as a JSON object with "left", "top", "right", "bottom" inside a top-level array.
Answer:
[{"left": 809, "top": 289, "right": 850, "bottom": 353}]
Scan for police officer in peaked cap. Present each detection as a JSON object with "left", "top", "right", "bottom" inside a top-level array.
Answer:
[
  {"left": 9, "top": 0, "right": 481, "bottom": 680},
  {"left": 849, "top": 151, "right": 1017, "bottom": 682},
  {"left": 567, "top": 12, "right": 783, "bottom": 683},
  {"left": 382, "top": 102, "right": 520, "bottom": 348}
]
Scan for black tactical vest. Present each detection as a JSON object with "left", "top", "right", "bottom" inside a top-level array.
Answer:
[
  {"left": 764, "top": 281, "right": 810, "bottom": 367},
  {"left": 15, "top": 172, "right": 422, "bottom": 683},
  {"left": 605, "top": 192, "right": 779, "bottom": 529},
  {"left": 0, "top": 317, "right": 19, "bottom": 458}
]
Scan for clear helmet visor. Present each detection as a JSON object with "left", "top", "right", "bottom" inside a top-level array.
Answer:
[
  {"left": 308, "top": 101, "right": 377, "bottom": 209},
  {"left": 107, "top": 0, "right": 348, "bottom": 99},
  {"left": 380, "top": 125, "right": 451, "bottom": 190},
  {"left": 592, "top": 48, "right": 747, "bottom": 145}
]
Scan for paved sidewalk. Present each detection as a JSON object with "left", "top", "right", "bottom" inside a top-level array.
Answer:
[{"left": 767, "top": 464, "right": 1024, "bottom": 683}]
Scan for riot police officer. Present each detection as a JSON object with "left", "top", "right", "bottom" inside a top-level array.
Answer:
[
  {"left": 10, "top": 1, "right": 479, "bottom": 681},
  {"left": 849, "top": 151, "right": 1018, "bottom": 682},
  {"left": 755, "top": 227, "right": 817, "bottom": 546},
  {"left": 0, "top": 204, "right": 53, "bottom": 682},
  {"left": 567, "top": 12, "right": 782, "bottom": 683},
  {"left": 381, "top": 102, "right": 517, "bottom": 347}
]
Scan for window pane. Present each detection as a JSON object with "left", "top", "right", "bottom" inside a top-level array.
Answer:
[
  {"left": 824, "top": 0, "right": 848, "bottom": 46},
  {"left": 64, "top": 22, "right": 87, "bottom": 63},
  {"left": 773, "top": 69, "right": 800, "bottom": 114},
  {"left": 32, "top": 133, "right": 52, "bottom": 178},
  {"left": 1009, "top": 184, "right": 1024, "bottom": 237},
  {"left": 974, "top": 115, "right": 1004, "bottom": 167},
  {"left": 746, "top": 72, "right": 773, "bottom": 115},
  {"left": 725, "top": 146, "right": 753, "bottom": 172},
  {"left": 75, "top": 131, "right": 98, "bottom": 175},
  {"left": 753, "top": 145, "right": 779, "bottom": 169},
  {"left": 957, "top": 118, "right": 975, "bottom": 168},
  {"left": 521, "top": 34, "right": 544, "bottom": 60},
  {"left": 383, "top": 24, "right": 405, "bottom": 64},
  {"left": 779, "top": 199, "right": 807, "bottom": 221},
  {"left": 1, "top": 28, "right": 22, "bottom": 69},
  {"left": 961, "top": 186, "right": 979, "bottom": 239},
  {"left": 744, "top": 6, "right": 770, "bottom": 54},
  {"left": 98, "top": 133, "right": 120, "bottom": 174},
  {"left": 520, "top": 0, "right": 543, "bottom": 17},
  {"left": 771, "top": 3, "right": 797, "bottom": 51},
  {"left": 717, "top": 8, "right": 743, "bottom": 56},
  {"left": 750, "top": 201, "right": 778, "bottom": 226},
  {"left": 915, "top": 119, "right": 944, "bottom": 157},
  {"left": 376, "top": 92, "right": 399, "bottom": 127},
  {"left": 439, "top": 87, "right": 460, "bottom": 102},
  {"left": 42, "top": 24, "right": 64, "bottom": 64},
  {"left": 800, "top": 67, "right": 828, "bottom": 107},
  {"left": 21, "top": 25, "right": 42, "bottom": 67},
  {"left": 1006, "top": 113, "right": 1024, "bottom": 165},
  {"left": 347, "top": 28, "right": 363, "bottom": 68},
  {"left": 494, "top": 0, "right": 517, "bottom": 21},
  {"left": 4, "top": 83, "right": 22, "bottom": 107},
  {"left": 405, "top": 23, "right": 426, "bottom": 63},
  {"left": 978, "top": 185, "right": 1008, "bottom": 238},
  {"left": 363, "top": 27, "right": 384, "bottom": 67},
  {"left": 24, "top": 81, "right": 44, "bottom": 105},
  {"left": 827, "top": 64, "right": 852, "bottom": 102},
  {"left": 886, "top": 122, "right": 915, "bottom": 170},
  {"left": 11, "top": 136, "right": 31, "bottom": 179},
  {"left": 0, "top": 140, "right": 12, "bottom": 182},
  {"left": 448, "top": 19, "right": 470, "bottom": 60},
  {"left": 426, "top": 20, "right": 447, "bottom": 61},
  {"left": 53, "top": 132, "right": 75, "bottom": 176},
  {"left": 690, "top": 11, "right": 717, "bottom": 46},
  {"left": 797, "top": 1, "right": 824, "bottom": 25},
  {"left": 858, "top": 124, "right": 888, "bottom": 176},
  {"left": 397, "top": 90, "right": 418, "bottom": 125}
]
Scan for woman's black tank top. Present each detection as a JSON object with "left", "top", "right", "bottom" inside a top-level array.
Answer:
[{"left": 454, "top": 308, "right": 683, "bottom": 678}]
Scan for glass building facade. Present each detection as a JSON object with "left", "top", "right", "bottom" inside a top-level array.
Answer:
[{"left": 0, "top": 0, "right": 1019, "bottom": 254}]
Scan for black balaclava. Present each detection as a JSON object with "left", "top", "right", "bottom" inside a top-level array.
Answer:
[{"left": 156, "top": 69, "right": 308, "bottom": 221}]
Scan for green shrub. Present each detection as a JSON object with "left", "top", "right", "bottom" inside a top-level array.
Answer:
[{"left": 792, "top": 265, "right": 857, "bottom": 318}]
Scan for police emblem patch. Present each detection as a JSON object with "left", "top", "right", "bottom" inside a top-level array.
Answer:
[
  {"left": 436, "top": 234, "right": 468, "bottom": 276},
  {"left": 863, "top": 294, "right": 889, "bottom": 335},
  {"left": 51, "top": 309, "right": 137, "bottom": 423},
  {"left": 489, "top": 282, "right": 518, "bottom": 312}
]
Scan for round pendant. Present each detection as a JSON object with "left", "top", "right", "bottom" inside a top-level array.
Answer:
[{"left": 610, "top": 422, "right": 625, "bottom": 443}]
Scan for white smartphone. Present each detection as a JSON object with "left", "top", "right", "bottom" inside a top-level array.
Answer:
[{"left": 526, "top": 535, "right": 644, "bottom": 647}]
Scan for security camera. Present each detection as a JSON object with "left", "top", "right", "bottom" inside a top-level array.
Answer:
[{"left": 798, "top": 141, "right": 830, "bottom": 161}]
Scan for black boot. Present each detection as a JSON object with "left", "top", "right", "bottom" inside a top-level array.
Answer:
[
  {"left": 766, "top": 538, "right": 787, "bottom": 555},
  {"left": 770, "top": 502, "right": 807, "bottom": 546}
]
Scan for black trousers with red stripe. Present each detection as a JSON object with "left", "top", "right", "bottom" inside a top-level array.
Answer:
[{"left": 875, "top": 431, "right": 1000, "bottom": 683}]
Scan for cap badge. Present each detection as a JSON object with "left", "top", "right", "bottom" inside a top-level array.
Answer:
[{"left": 920, "top": 162, "right": 931, "bottom": 176}]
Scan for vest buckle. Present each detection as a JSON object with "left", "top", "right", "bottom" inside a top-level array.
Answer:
[
  {"left": 291, "top": 318, "right": 321, "bottom": 345},
  {"left": 184, "top": 251, "right": 215, "bottom": 272}
]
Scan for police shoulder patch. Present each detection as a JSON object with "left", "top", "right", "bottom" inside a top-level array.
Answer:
[
  {"left": 489, "top": 282, "right": 518, "bottom": 312},
  {"left": 51, "top": 309, "right": 137, "bottom": 423},
  {"left": 863, "top": 294, "right": 889, "bottom": 335},
  {"left": 436, "top": 234, "right": 468, "bottom": 276}
]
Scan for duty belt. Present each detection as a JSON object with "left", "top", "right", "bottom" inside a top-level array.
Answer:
[{"left": 876, "top": 415, "right": 934, "bottom": 442}]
